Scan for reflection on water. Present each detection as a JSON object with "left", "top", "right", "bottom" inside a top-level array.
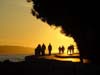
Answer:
[
  {"left": 39, "top": 53, "right": 90, "bottom": 63},
  {"left": 0, "top": 54, "right": 29, "bottom": 62}
]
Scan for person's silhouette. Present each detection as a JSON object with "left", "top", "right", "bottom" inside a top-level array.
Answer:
[
  {"left": 62, "top": 46, "right": 65, "bottom": 54},
  {"left": 41, "top": 43, "right": 46, "bottom": 56},
  {"left": 67, "top": 45, "right": 74, "bottom": 55},
  {"left": 48, "top": 43, "right": 52, "bottom": 55},
  {"left": 35, "top": 44, "right": 41, "bottom": 56},
  {"left": 58, "top": 46, "right": 62, "bottom": 54},
  {"left": 71, "top": 45, "right": 74, "bottom": 54}
]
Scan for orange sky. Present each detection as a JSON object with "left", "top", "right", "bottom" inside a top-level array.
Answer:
[{"left": 0, "top": 0, "right": 79, "bottom": 54}]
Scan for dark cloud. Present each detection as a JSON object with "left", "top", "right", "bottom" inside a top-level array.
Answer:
[
  {"left": 28, "top": 0, "right": 99, "bottom": 63},
  {"left": 27, "top": 0, "right": 32, "bottom": 2}
]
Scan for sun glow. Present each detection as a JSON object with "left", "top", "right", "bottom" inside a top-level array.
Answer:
[
  {"left": 32, "top": 22, "right": 79, "bottom": 54},
  {"left": 0, "top": 0, "right": 79, "bottom": 55}
]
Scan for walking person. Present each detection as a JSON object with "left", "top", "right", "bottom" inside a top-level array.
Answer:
[
  {"left": 48, "top": 43, "right": 52, "bottom": 55},
  {"left": 58, "top": 46, "right": 62, "bottom": 54},
  {"left": 41, "top": 43, "right": 46, "bottom": 56},
  {"left": 35, "top": 44, "right": 41, "bottom": 56},
  {"left": 62, "top": 45, "right": 65, "bottom": 54}
]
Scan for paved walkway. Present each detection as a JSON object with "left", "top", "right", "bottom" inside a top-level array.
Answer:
[
  {"left": 38, "top": 53, "right": 90, "bottom": 63},
  {"left": 40, "top": 54, "right": 90, "bottom": 63},
  {"left": 55, "top": 53, "right": 80, "bottom": 58}
]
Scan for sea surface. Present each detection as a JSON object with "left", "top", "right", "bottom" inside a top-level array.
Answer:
[{"left": 0, "top": 54, "right": 32, "bottom": 62}]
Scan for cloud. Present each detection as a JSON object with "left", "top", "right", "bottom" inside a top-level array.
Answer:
[{"left": 26, "top": 0, "right": 32, "bottom": 3}]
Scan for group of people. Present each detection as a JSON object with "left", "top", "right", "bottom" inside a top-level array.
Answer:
[
  {"left": 67, "top": 45, "right": 74, "bottom": 55},
  {"left": 35, "top": 43, "right": 74, "bottom": 56},
  {"left": 58, "top": 45, "right": 74, "bottom": 55},
  {"left": 58, "top": 46, "right": 65, "bottom": 54},
  {"left": 35, "top": 43, "right": 52, "bottom": 56}
]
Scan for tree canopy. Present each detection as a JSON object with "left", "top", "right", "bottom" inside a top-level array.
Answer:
[{"left": 27, "top": 0, "right": 99, "bottom": 63}]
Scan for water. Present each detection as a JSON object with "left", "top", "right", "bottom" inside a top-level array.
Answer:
[
  {"left": 0, "top": 53, "right": 90, "bottom": 63},
  {"left": 0, "top": 54, "right": 32, "bottom": 62}
]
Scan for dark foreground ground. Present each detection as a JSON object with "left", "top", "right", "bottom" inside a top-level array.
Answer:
[{"left": 0, "top": 55, "right": 99, "bottom": 75}]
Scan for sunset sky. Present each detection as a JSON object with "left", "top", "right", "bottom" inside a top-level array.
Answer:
[{"left": 0, "top": 0, "right": 79, "bottom": 54}]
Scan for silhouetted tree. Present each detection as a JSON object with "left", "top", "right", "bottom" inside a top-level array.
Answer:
[{"left": 27, "top": 0, "right": 99, "bottom": 63}]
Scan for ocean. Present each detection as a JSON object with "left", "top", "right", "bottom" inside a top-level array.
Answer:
[{"left": 0, "top": 54, "right": 32, "bottom": 62}]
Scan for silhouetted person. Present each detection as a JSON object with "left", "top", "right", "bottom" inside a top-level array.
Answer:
[
  {"left": 35, "top": 44, "right": 41, "bottom": 56},
  {"left": 67, "top": 45, "right": 74, "bottom": 55},
  {"left": 58, "top": 46, "right": 62, "bottom": 54},
  {"left": 67, "top": 46, "right": 71, "bottom": 55},
  {"left": 61, "top": 46, "right": 65, "bottom": 54},
  {"left": 48, "top": 43, "right": 52, "bottom": 55},
  {"left": 41, "top": 43, "right": 46, "bottom": 56},
  {"left": 72, "top": 45, "right": 74, "bottom": 54}
]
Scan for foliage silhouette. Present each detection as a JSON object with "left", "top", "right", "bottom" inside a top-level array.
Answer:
[{"left": 28, "top": 0, "right": 99, "bottom": 63}]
